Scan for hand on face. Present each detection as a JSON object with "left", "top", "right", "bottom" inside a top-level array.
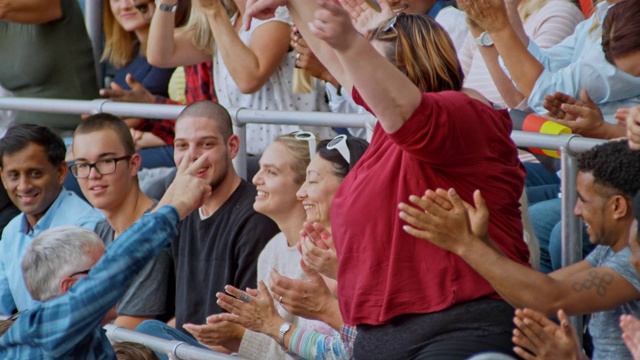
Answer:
[{"left": 159, "top": 154, "right": 213, "bottom": 219}]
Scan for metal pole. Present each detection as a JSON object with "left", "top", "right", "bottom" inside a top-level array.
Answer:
[
  {"left": 231, "top": 108, "right": 248, "bottom": 180},
  {"left": 560, "top": 146, "right": 583, "bottom": 338},
  {"left": 105, "top": 325, "right": 240, "bottom": 360},
  {"left": 85, "top": 0, "right": 104, "bottom": 87}
]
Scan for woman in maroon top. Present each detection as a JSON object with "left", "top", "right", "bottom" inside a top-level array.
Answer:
[{"left": 240, "top": 0, "right": 529, "bottom": 358}]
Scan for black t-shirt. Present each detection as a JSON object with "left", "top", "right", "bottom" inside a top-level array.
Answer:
[{"left": 173, "top": 180, "right": 279, "bottom": 331}]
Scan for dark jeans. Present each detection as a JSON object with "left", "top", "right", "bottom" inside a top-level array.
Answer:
[
  {"left": 135, "top": 320, "right": 210, "bottom": 360},
  {"left": 353, "top": 299, "right": 517, "bottom": 360},
  {"left": 524, "top": 163, "right": 560, "bottom": 205}
]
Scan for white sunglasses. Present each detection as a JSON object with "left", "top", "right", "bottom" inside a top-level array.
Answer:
[
  {"left": 294, "top": 131, "right": 317, "bottom": 158},
  {"left": 326, "top": 134, "right": 350, "bottom": 165}
]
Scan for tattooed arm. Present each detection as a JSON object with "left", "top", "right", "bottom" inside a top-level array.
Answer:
[
  {"left": 399, "top": 190, "right": 640, "bottom": 317},
  {"left": 454, "top": 240, "right": 637, "bottom": 316},
  {"left": 455, "top": 239, "right": 637, "bottom": 317}
]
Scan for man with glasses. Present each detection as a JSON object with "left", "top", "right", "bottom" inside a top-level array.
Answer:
[
  {"left": 0, "top": 156, "right": 213, "bottom": 358},
  {"left": 69, "top": 113, "right": 174, "bottom": 331},
  {"left": 0, "top": 124, "right": 103, "bottom": 317}
]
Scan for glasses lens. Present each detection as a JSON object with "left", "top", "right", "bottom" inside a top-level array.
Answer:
[
  {"left": 326, "top": 135, "right": 350, "bottom": 165},
  {"left": 327, "top": 134, "right": 346, "bottom": 148},
  {"left": 95, "top": 159, "right": 116, "bottom": 175},
  {"left": 295, "top": 132, "right": 312, "bottom": 139},
  {"left": 71, "top": 164, "right": 89, "bottom": 178},
  {"left": 295, "top": 131, "right": 316, "bottom": 158}
]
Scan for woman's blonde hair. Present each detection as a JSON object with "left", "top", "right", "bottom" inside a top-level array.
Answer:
[
  {"left": 367, "top": 13, "right": 463, "bottom": 92},
  {"left": 274, "top": 132, "right": 320, "bottom": 185},
  {"left": 181, "top": 0, "right": 237, "bottom": 55},
  {"left": 293, "top": 69, "right": 314, "bottom": 94},
  {"left": 518, "top": 0, "right": 551, "bottom": 22},
  {"left": 101, "top": 0, "right": 139, "bottom": 68}
]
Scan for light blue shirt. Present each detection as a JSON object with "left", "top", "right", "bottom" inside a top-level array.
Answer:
[
  {"left": 508, "top": 2, "right": 640, "bottom": 121},
  {"left": 0, "top": 189, "right": 103, "bottom": 314}
]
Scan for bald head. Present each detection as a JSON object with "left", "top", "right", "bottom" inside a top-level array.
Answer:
[{"left": 176, "top": 101, "right": 233, "bottom": 141}]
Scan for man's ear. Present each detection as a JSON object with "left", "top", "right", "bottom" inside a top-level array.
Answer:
[
  {"left": 59, "top": 276, "right": 77, "bottom": 295},
  {"left": 611, "top": 195, "right": 630, "bottom": 220},
  {"left": 129, "top": 153, "right": 142, "bottom": 177},
  {"left": 227, "top": 135, "right": 240, "bottom": 160},
  {"left": 57, "top": 162, "right": 68, "bottom": 185}
]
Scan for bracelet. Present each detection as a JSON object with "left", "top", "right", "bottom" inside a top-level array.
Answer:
[{"left": 156, "top": 0, "right": 177, "bottom": 12}]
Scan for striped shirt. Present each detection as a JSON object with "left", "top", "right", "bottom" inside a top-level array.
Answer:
[{"left": 0, "top": 206, "right": 179, "bottom": 359}]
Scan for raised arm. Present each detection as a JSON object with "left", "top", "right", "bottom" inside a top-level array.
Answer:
[
  {"left": 459, "top": 0, "right": 544, "bottom": 99},
  {"left": 201, "top": 2, "right": 292, "bottom": 93},
  {"left": 308, "top": 0, "right": 421, "bottom": 133},
  {"left": 0, "top": 0, "right": 61, "bottom": 24},
  {"left": 147, "top": 1, "right": 212, "bottom": 67},
  {"left": 399, "top": 188, "right": 640, "bottom": 317}
]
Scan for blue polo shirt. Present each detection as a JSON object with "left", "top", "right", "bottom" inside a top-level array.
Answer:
[{"left": 0, "top": 189, "right": 103, "bottom": 314}]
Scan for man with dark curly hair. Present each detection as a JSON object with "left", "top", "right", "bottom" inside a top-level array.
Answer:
[{"left": 399, "top": 140, "right": 640, "bottom": 359}]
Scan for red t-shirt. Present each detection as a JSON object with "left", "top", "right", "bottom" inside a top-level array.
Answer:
[{"left": 331, "top": 89, "right": 529, "bottom": 326}]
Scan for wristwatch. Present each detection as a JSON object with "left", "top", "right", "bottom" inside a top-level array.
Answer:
[
  {"left": 278, "top": 322, "right": 292, "bottom": 348},
  {"left": 474, "top": 31, "right": 494, "bottom": 47},
  {"left": 156, "top": 0, "right": 177, "bottom": 12}
]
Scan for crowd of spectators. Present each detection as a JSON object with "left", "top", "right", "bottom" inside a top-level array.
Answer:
[{"left": 3, "top": 0, "right": 640, "bottom": 359}]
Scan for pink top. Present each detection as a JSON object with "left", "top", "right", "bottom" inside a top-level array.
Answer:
[{"left": 459, "top": 0, "right": 584, "bottom": 108}]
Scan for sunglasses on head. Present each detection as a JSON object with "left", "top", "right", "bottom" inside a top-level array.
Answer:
[
  {"left": 326, "top": 134, "right": 350, "bottom": 165},
  {"left": 294, "top": 131, "right": 317, "bottom": 158}
]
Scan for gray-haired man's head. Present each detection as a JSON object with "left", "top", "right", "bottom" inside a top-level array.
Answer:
[{"left": 22, "top": 226, "right": 104, "bottom": 301}]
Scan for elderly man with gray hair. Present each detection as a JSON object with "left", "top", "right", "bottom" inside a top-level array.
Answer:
[
  {"left": 0, "top": 154, "right": 213, "bottom": 359},
  {"left": 22, "top": 226, "right": 105, "bottom": 304}
]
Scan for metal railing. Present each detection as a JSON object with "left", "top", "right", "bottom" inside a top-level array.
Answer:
[
  {"left": 105, "top": 325, "right": 241, "bottom": 360},
  {"left": 0, "top": 97, "right": 608, "bottom": 349}
]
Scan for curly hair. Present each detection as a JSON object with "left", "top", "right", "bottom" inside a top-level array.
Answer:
[{"left": 577, "top": 140, "right": 640, "bottom": 198}]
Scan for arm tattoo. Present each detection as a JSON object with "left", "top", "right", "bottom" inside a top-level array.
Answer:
[{"left": 572, "top": 270, "right": 614, "bottom": 296}]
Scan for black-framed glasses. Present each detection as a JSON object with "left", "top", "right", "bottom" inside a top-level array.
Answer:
[
  {"left": 326, "top": 134, "right": 350, "bottom": 165},
  {"left": 69, "top": 155, "right": 132, "bottom": 179},
  {"left": 294, "top": 131, "right": 317, "bottom": 158},
  {"left": 68, "top": 269, "right": 91, "bottom": 278}
]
